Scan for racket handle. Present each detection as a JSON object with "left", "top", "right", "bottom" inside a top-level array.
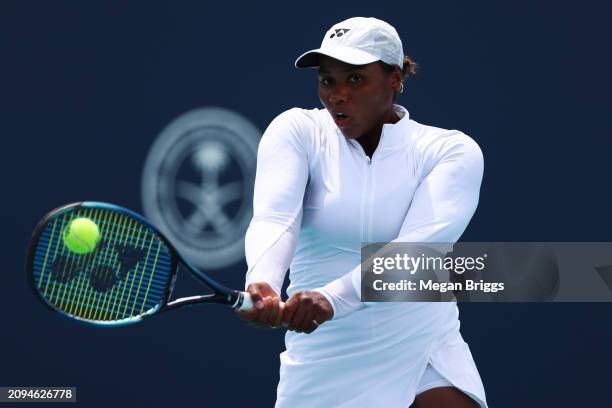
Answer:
[
  {"left": 236, "top": 291, "right": 253, "bottom": 311},
  {"left": 235, "top": 293, "right": 290, "bottom": 329}
]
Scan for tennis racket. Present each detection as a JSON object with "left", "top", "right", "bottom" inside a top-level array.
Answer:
[{"left": 26, "top": 201, "right": 253, "bottom": 326}]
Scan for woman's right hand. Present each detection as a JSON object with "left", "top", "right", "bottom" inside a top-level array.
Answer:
[{"left": 234, "top": 282, "right": 285, "bottom": 329}]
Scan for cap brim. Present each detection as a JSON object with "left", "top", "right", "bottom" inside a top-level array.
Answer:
[{"left": 294, "top": 46, "right": 380, "bottom": 68}]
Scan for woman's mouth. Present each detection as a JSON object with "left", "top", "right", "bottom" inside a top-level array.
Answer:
[{"left": 333, "top": 112, "right": 351, "bottom": 128}]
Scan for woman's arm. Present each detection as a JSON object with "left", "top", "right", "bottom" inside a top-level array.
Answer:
[
  {"left": 314, "top": 132, "right": 485, "bottom": 319},
  {"left": 237, "top": 109, "right": 310, "bottom": 326}
]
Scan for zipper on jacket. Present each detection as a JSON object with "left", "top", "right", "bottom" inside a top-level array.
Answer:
[
  {"left": 348, "top": 138, "right": 375, "bottom": 244},
  {"left": 360, "top": 153, "right": 373, "bottom": 244}
]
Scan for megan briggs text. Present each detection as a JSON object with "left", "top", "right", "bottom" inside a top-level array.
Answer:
[{"left": 372, "top": 279, "right": 505, "bottom": 293}]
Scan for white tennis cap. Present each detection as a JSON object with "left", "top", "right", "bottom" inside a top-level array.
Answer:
[{"left": 295, "top": 17, "right": 404, "bottom": 69}]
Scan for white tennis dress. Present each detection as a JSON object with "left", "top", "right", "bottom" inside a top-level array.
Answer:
[{"left": 244, "top": 104, "right": 488, "bottom": 407}]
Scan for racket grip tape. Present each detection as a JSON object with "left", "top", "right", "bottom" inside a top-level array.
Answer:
[
  {"left": 234, "top": 293, "right": 292, "bottom": 329},
  {"left": 235, "top": 291, "right": 253, "bottom": 311}
]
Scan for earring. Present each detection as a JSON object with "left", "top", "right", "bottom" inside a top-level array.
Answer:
[{"left": 399, "top": 82, "right": 404, "bottom": 94}]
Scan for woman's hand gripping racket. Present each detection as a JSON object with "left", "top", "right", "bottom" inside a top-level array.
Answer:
[{"left": 26, "top": 202, "right": 254, "bottom": 326}]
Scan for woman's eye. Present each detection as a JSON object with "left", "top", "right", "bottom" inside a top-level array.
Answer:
[
  {"left": 320, "top": 77, "right": 332, "bottom": 86},
  {"left": 349, "top": 75, "right": 362, "bottom": 84}
]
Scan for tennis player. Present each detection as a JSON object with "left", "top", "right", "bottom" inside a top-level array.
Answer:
[{"left": 236, "top": 17, "right": 487, "bottom": 408}]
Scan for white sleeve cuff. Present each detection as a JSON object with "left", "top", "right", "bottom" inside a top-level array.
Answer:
[{"left": 313, "top": 264, "right": 364, "bottom": 319}]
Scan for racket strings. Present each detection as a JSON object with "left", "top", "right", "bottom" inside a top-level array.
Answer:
[{"left": 32, "top": 207, "right": 173, "bottom": 322}]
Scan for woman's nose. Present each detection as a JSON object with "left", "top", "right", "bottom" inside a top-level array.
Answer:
[{"left": 328, "top": 85, "right": 348, "bottom": 104}]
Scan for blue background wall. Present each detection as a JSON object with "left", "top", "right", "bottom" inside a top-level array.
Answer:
[{"left": 2, "top": 1, "right": 611, "bottom": 406}]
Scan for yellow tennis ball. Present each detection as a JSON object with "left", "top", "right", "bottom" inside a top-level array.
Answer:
[{"left": 63, "top": 217, "right": 100, "bottom": 254}]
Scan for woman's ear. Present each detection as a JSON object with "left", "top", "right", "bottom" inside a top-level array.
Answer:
[{"left": 391, "top": 66, "right": 404, "bottom": 93}]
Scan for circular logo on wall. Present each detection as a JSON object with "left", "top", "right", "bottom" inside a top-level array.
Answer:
[{"left": 142, "top": 107, "right": 260, "bottom": 269}]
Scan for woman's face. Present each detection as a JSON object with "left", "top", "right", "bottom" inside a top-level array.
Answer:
[{"left": 318, "top": 56, "right": 399, "bottom": 139}]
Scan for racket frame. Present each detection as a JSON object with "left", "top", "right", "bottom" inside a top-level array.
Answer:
[{"left": 26, "top": 201, "right": 250, "bottom": 326}]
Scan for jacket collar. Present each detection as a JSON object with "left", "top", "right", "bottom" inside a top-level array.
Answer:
[{"left": 378, "top": 104, "right": 412, "bottom": 150}]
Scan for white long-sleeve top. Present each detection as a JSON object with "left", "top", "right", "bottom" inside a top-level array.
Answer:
[
  {"left": 244, "top": 104, "right": 486, "bottom": 407},
  {"left": 245, "top": 104, "right": 483, "bottom": 317}
]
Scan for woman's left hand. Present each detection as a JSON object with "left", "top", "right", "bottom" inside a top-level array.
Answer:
[{"left": 282, "top": 291, "right": 334, "bottom": 334}]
